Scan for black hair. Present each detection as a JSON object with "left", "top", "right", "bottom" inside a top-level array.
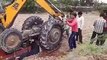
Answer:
[
  {"left": 100, "top": 12, "right": 107, "bottom": 19},
  {"left": 100, "top": 13, "right": 103, "bottom": 17},
  {"left": 69, "top": 9, "right": 73, "bottom": 15},
  {"left": 78, "top": 11, "right": 83, "bottom": 15},
  {"left": 70, "top": 12, "right": 77, "bottom": 17},
  {"left": 103, "top": 14, "right": 107, "bottom": 19}
]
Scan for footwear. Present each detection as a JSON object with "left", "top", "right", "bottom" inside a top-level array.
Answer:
[{"left": 90, "top": 41, "right": 93, "bottom": 44}]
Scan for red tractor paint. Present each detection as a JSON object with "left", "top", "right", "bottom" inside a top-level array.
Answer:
[{"left": 0, "top": 46, "right": 31, "bottom": 60}]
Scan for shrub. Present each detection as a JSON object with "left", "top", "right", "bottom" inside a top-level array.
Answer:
[{"left": 21, "top": 0, "right": 36, "bottom": 13}]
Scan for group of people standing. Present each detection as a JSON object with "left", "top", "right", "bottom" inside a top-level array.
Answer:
[
  {"left": 90, "top": 12, "right": 107, "bottom": 46},
  {"left": 65, "top": 10, "right": 107, "bottom": 51},
  {"left": 64, "top": 11, "right": 84, "bottom": 51}
]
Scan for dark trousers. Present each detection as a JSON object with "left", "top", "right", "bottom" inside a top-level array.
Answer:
[
  {"left": 90, "top": 31, "right": 105, "bottom": 45},
  {"left": 69, "top": 31, "right": 77, "bottom": 49},
  {"left": 19, "top": 42, "right": 40, "bottom": 60},
  {"left": 96, "top": 39, "right": 105, "bottom": 46},
  {"left": 76, "top": 28, "right": 83, "bottom": 43},
  {"left": 91, "top": 31, "right": 97, "bottom": 39}
]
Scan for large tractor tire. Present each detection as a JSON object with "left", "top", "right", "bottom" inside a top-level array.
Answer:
[
  {"left": 0, "top": 28, "right": 22, "bottom": 53},
  {"left": 22, "top": 16, "right": 43, "bottom": 41},
  {"left": 22, "top": 16, "right": 43, "bottom": 30},
  {"left": 40, "top": 19, "right": 64, "bottom": 50},
  {"left": 0, "top": 23, "right": 5, "bottom": 34}
]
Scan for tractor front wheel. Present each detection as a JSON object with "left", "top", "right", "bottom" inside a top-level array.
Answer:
[{"left": 0, "top": 28, "right": 22, "bottom": 53}]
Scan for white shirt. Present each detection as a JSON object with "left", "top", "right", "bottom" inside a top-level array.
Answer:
[
  {"left": 94, "top": 17, "right": 106, "bottom": 33},
  {"left": 77, "top": 16, "right": 84, "bottom": 30},
  {"left": 63, "top": 15, "right": 70, "bottom": 29},
  {"left": 63, "top": 15, "right": 71, "bottom": 36}
]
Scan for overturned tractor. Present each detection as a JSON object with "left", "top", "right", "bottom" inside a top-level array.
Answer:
[{"left": 0, "top": 0, "right": 64, "bottom": 60}]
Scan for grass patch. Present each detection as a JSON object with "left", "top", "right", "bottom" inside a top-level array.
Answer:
[{"left": 75, "top": 42, "right": 107, "bottom": 56}]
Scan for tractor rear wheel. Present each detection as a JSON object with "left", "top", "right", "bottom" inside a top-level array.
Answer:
[
  {"left": 40, "top": 19, "right": 63, "bottom": 50},
  {"left": 22, "top": 16, "right": 43, "bottom": 39},
  {"left": 22, "top": 16, "right": 43, "bottom": 30}
]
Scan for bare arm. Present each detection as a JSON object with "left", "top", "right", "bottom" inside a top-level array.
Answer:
[{"left": 67, "top": 20, "right": 76, "bottom": 27}]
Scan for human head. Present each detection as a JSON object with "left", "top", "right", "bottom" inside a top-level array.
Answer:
[
  {"left": 78, "top": 11, "right": 83, "bottom": 17},
  {"left": 103, "top": 15, "right": 107, "bottom": 21},
  {"left": 70, "top": 12, "right": 77, "bottom": 19},
  {"left": 100, "top": 13, "right": 103, "bottom": 17},
  {"left": 69, "top": 9, "right": 73, "bottom": 15},
  {"left": 101, "top": 12, "right": 107, "bottom": 21}
]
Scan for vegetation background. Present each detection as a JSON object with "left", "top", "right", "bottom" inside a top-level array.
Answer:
[{"left": 3, "top": 0, "right": 107, "bottom": 13}]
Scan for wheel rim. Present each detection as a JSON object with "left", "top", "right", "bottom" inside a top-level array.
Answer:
[
  {"left": 6, "top": 33, "right": 21, "bottom": 49},
  {"left": 48, "top": 27, "right": 61, "bottom": 44}
]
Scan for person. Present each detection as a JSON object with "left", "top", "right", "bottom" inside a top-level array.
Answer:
[
  {"left": 76, "top": 11, "right": 84, "bottom": 44},
  {"left": 66, "top": 12, "right": 78, "bottom": 51},
  {"left": 98, "top": 13, "right": 107, "bottom": 45},
  {"left": 63, "top": 14, "right": 70, "bottom": 37},
  {"left": 90, "top": 13, "right": 107, "bottom": 45},
  {"left": 63, "top": 10, "right": 73, "bottom": 38},
  {"left": 19, "top": 41, "right": 40, "bottom": 60}
]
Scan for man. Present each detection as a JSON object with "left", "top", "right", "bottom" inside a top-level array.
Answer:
[
  {"left": 90, "top": 13, "right": 107, "bottom": 45},
  {"left": 63, "top": 10, "right": 73, "bottom": 37},
  {"left": 76, "top": 11, "right": 84, "bottom": 44},
  {"left": 63, "top": 14, "right": 70, "bottom": 37},
  {"left": 66, "top": 12, "right": 78, "bottom": 51}
]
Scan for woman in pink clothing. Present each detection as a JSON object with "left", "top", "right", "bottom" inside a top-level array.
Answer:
[{"left": 66, "top": 12, "right": 78, "bottom": 51}]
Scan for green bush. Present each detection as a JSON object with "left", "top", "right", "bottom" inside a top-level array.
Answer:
[
  {"left": 21, "top": 0, "right": 36, "bottom": 13},
  {"left": 21, "top": 0, "right": 77, "bottom": 13}
]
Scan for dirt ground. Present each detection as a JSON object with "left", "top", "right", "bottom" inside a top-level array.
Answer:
[{"left": 12, "top": 12, "right": 100, "bottom": 60}]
